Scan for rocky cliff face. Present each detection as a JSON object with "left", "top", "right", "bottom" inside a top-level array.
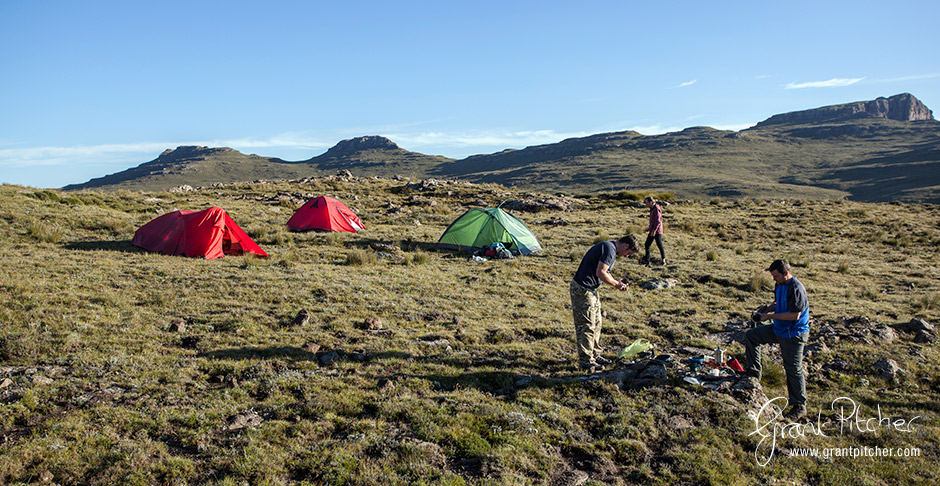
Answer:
[
  {"left": 158, "top": 146, "right": 237, "bottom": 160},
  {"left": 321, "top": 136, "right": 400, "bottom": 156},
  {"left": 755, "top": 93, "right": 934, "bottom": 127}
]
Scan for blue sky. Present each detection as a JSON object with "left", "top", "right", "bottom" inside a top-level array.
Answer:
[{"left": 2, "top": 1, "right": 938, "bottom": 188}]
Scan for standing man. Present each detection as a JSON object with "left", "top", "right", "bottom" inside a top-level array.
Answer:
[
  {"left": 745, "top": 259, "right": 811, "bottom": 420},
  {"left": 641, "top": 196, "right": 666, "bottom": 266},
  {"left": 570, "top": 235, "right": 639, "bottom": 373}
]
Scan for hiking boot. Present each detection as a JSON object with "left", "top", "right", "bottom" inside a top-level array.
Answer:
[
  {"left": 784, "top": 404, "right": 807, "bottom": 421},
  {"left": 594, "top": 355, "right": 612, "bottom": 366},
  {"left": 660, "top": 258, "right": 668, "bottom": 266}
]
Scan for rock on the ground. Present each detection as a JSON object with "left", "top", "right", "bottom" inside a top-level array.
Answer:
[
  {"left": 290, "top": 309, "right": 312, "bottom": 327},
  {"left": 873, "top": 358, "right": 903, "bottom": 381},
  {"left": 641, "top": 278, "right": 678, "bottom": 290}
]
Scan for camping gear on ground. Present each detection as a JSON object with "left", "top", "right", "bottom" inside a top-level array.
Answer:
[
  {"left": 287, "top": 196, "right": 364, "bottom": 232},
  {"left": 132, "top": 206, "right": 268, "bottom": 260},
  {"left": 617, "top": 338, "right": 653, "bottom": 360},
  {"left": 436, "top": 205, "right": 541, "bottom": 255},
  {"left": 481, "top": 242, "right": 514, "bottom": 259},
  {"left": 727, "top": 356, "right": 745, "bottom": 372}
]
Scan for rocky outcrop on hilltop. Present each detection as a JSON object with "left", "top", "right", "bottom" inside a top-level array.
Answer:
[
  {"left": 755, "top": 93, "right": 934, "bottom": 127},
  {"left": 321, "top": 136, "right": 400, "bottom": 157},
  {"left": 157, "top": 146, "right": 238, "bottom": 159}
]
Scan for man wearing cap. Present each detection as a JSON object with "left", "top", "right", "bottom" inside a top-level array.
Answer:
[
  {"left": 745, "top": 259, "right": 811, "bottom": 420},
  {"left": 570, "top": 235, "right": 639, "bottom": 373}
]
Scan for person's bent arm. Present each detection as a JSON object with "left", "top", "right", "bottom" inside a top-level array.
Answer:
[{"left": 596, "top": 262, "right": 627, "bottom": 290}]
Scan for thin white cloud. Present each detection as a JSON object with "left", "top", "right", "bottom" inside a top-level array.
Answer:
[
  {"left": 755, "top": 74, "right": 771, "bottom": 79},
  {"left": 871, "top": 73, "right": 940, "bottom": 83},
  {"left": 674, "top": 80, "right": 697, "bottom": 88},
  {"left": 387, "top": 129, "right": 593, "bottom": 153},
  {"left": 784, "top": 77, "right": 865, "bottom": 89},
  {"left": 0, "top": 135, "right": 336, "bottom": 169}
]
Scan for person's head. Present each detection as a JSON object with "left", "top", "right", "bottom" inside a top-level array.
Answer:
[
  {"left": 766, "top": 259, "right": 792, "bottom": 284},
  {"left": 644, "top": 196, "right": 656, "bottom": 208},
  {"left": 616, "top": 235, "right": 639, "bottom": 256}
]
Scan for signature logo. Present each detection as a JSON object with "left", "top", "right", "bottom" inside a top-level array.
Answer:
[{"left": 749, "top": 396, "right": 921, "bottom": 466}]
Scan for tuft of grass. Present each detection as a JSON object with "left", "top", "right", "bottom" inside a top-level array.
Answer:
[
  {"left": 747, "top": 272, "right": 773, "bottom": 292},
  {"left": 705, "top": 249, "right": 718, "bottom": 261},
  {"left": 326, "top": 232, "right": 346, "bottom": 247},
  {"left": 837, "top": 261, "right": 849, "bottom": 274},
  {"left": 28, "top": 221, "right": 63, "bottom": 243},
  {"left": 346, "top": 249, "right": 377, "bottom": 266},
  {"left": 407, "top": 251, "right": 430, "bottom": 265},
  {"left": 912, "top": 292, "right": 939, "bottom": 312}
]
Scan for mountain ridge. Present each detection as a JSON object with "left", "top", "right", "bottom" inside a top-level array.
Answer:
[{"left": 62, "top": 94, "right": 940, "bottom": 203}]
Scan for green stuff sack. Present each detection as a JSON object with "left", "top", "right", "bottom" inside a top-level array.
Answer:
[{"left": 617, "top": 338, "right": 653, "bottom": 360}]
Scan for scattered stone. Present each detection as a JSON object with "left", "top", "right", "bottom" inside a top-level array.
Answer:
[
  {"left": 507, "top": 196, "right": 584, "bottom": 213},
  {"left": 180, "top": 336, "right": 200, "bottom": 350},
  {"left": 538, "top": 217, "right": 570, "bottom": 226},
  {"left": 290, "top": 309, "right": 312, "bottom": 327},
  {"left": 370, "top": 242, "right": 400, "bottom": 253},
  {"left": 904, "top": 318, "right": 935, "bottom": 334},
  {"left": 225, "top": 410, "right": 263, "bottom": 431},
  {"left": 39, "top": 470, "right": 53, "bottom": 483},
  {"left": 666, "top": 415, "right": 693, "bottom": 431},
  {"left": 0, "top": 378, "right": 12, "bottom": 389},
  {"left": 318, "top": 350, "right": 341, "bottom": 367},
  {"left": 556, "top": 470, "right": 589, "bottom": 486},
  {"left": 843, "top": 315, "right": 871, "bottom": 326},
  {"left": 870, "top": 325, "right": 897, "bottom": 343},
  {"left": 170, "top": 185, "right": 195, "bottom": 192},
  {"left": 417, "top": 337, "right": 451, "bottom": 348},
  {"left": 168, "top": 318, "right": 187, "bottom": 333},
  {"left": 641, "top": 278, "right": 678, "bottom": 290},
  {"left": 377, "top": 378, "right": 395, "bottom": 391},
  {"left": 873, "top": 358, "right": 903, "bottom": 381},
  {"left": 377, "top": 251, "right": 406, "bottom": 261},
  {"left": 361, "top": 318, "right": 383, "bottom": 331},
  {"left": 31, "top": 375, "right": 54, "bottom": 386},
  {"left": 804, "top": 340, "right": 830, "bottom": 358},
  {"left": 602, "top": 368, "right": 638, "bottom": 388},
  {"left": 731, "top": 375, "right": 771, "bottom": 412},
  {"left": 303, "top": 342, "right": 321, "bottom": 354},
  {"left": 633, "top": 363, "right": 667, "bottom": 386},
  {"left": 914, "top": 330, "right": 937, "bottom": 344}
]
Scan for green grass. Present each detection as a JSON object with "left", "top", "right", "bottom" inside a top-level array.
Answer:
[{"left": 0, "top": 179, "right": 938, "bottom": 485}]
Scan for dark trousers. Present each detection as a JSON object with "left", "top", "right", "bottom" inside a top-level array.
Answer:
[
  {"left": 644, "top": 233, "right": 665, "bottom": 260},
  {"left": 744, "top": 325, "right": 808, "bottom": 406}
]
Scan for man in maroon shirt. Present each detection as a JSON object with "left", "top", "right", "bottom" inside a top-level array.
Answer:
[{"left": 641, "top": 196, "right": 666, "bottom": 265}]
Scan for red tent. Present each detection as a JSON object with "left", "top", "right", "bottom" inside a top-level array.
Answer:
[
  {"left": 287, "top": 196, "right": 364, "bottom": 233},
  {"left": 132, "top": 206, "right": 268, "bottom": 259}
]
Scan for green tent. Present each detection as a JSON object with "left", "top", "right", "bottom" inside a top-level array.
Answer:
[{"left": 437, "top": 207, "right": 542, "bottom": 255}]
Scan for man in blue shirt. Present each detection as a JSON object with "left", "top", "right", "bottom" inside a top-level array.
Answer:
[
  {"left": 570, "top": 235, "right": 639, "bottom": 373},
  {"left": 745, "top": 259, "right": 811, "bottom": 420}
]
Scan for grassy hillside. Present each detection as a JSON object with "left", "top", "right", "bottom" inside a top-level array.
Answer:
[
  {"left": 433, "top": 119, "right": 940, "bottom": 203},
  {"left": 1, "top": 180, "right": 938, "bottom": 485}
]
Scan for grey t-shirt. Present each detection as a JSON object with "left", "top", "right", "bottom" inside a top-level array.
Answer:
[{"left": 573, "top": 241, "right": 616, "bottom": 290}]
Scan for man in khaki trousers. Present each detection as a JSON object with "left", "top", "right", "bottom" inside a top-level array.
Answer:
[{"left": 570, "top": 235, "right": 639, "bottom": 373}]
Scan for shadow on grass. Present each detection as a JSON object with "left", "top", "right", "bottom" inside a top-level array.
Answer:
[
  {"left": 62, "top": 239, "right": 142, "bottom": 253},
  {"left": 345, "top": 236, "right": 439, "bottom": 253},
  {"left": 198, "top": 346, "right": 318, "bottom": 362},
  {"left": 369, "top": 350, "right": 588, "bottom": 398}
]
